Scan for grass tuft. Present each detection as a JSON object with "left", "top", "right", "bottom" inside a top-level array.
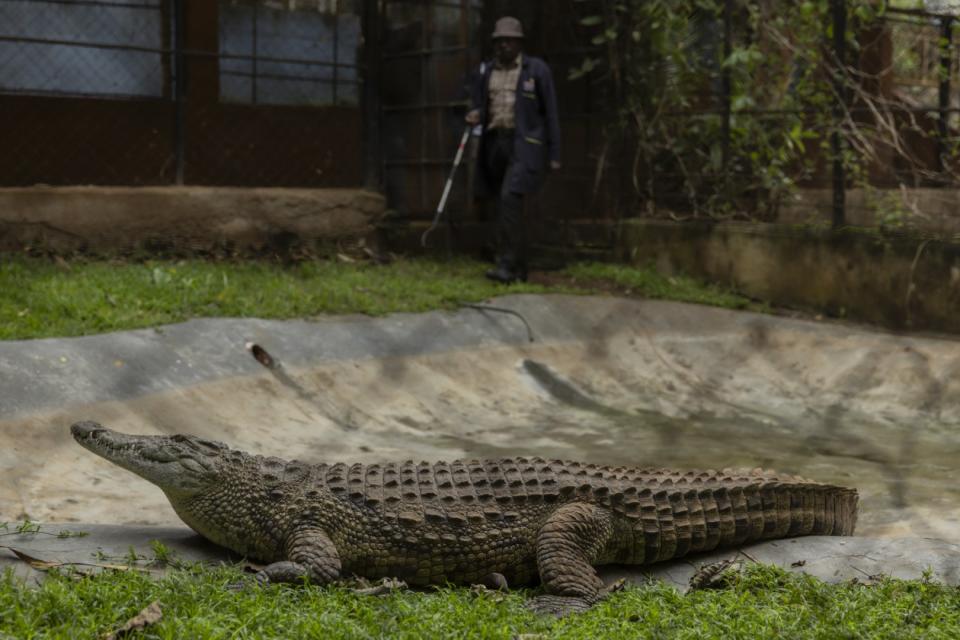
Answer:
[{"left": 564, "top": 262, "right": 765, "bottom": 311}]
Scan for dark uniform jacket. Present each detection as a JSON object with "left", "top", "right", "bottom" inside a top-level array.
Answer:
[{"left": 471, "top": 54, "right": 561, "bottom": 195}]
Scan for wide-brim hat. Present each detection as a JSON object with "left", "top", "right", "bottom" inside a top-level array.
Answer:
[{"left": 492, "top": 16, "right": 524, "bottom": 39}]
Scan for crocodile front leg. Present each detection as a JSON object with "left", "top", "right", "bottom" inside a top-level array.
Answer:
[
  {"left": 256, "top": 527, "right": 341, "bottom": 586},
  {"left": 529, "top": 502, "right": 615, "bottom": 616}
]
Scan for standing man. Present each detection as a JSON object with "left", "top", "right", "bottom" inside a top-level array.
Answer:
[{"left": 466, "top": 16, "right": 561, "bottom": 284}]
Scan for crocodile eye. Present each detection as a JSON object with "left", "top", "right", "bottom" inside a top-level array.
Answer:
[
  {"left": 143, "top": 447, "right": 179, "bottom": 463},
  {"left": 181, "top": 458, "right": 208, "bottom": 474},
  {"left": 195, "top": 439, "right": 226, "bottom": 452}
]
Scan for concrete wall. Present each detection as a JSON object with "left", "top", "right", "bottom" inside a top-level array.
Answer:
[
  {"left": 0, "top": 186, "right": 385, "bottom": 254},
  {"left": 619, "top": 220, "right": 960, "bottom": 333}
]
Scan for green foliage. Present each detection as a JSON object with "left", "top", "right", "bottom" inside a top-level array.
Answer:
[
  {"left": 55, "top": 529, "right": 89, "bottom": 540},
  {"left": 1, "top": 521, "right": 88, "bottom": 540},
  {"left": 1, "top": 563, "right": 958, "bottom": 639},
  {"left": 14, "top": 521, "right": 41, "bottom": 536},
  {"left": 569, "top": 0, "right": 885, "bottom": 219}
]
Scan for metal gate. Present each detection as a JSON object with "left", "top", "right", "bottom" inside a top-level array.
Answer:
[
  {"left": 378, "top": 0, "right": 482, "bottom": 230},
  {"left": 377, "top": 0, "right": 615, "bottom": 255}
]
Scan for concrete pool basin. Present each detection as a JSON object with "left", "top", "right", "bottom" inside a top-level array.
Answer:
[{"left": 2, "top": 295, "right": 958, "bottom": 584}]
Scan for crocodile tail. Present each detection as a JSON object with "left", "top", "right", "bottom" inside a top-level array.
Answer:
[
  {"left": 757, "top": 482, "right": 859, "bottom": 540},
  {"left": 817, "top": 484, "right": 859, "bottom": 536},
  {"left": 621, "top": 478, "right": 860, "bottom": 565}
]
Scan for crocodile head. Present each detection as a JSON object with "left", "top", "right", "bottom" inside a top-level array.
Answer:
[{"left": 71, "top": 421, "right": 229, "bottom": 498}]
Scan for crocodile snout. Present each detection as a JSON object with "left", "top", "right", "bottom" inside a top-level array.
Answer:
[{"left": 70, "top": 421, "right": 107, "bottom": 440}]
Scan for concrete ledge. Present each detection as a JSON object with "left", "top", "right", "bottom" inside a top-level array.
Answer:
[
  {"left": 608, "top": 535, "right": 960, "bottom": 591},
  {"left": 4, "top": 295, "right": 959, "bottom": 537},
  {"left": 2, "top": 524, "right": 957, "bottom": 591},
  {"left": 0, "top": 186, "right": 386, "bottom": 253},
  {"left": 619, "top": 220, "right": 960, "bottom": 333}
]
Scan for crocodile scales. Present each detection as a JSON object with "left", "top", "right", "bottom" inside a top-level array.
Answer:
[{"left": 71, "top": 421, "right": 859, "bottom": 614}]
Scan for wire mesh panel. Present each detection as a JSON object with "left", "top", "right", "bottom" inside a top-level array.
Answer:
[
  {"left": 380, "top": 0, "right": 482, "bottom": 223},
  {"left": 0, "top": 0, "right": 174, "bottom": 185},
  {"left": 182, "top": 0, "right": 364, "bottom": 186},
  {"left": 6, "top": 0, "right": 960, "bottom": 239},
  {"left": 0, "top": 0, "right": 366, "bottom": 187},
  {"left": 219, "top": 0, "right": 361, "bottom": 106},
  {"left": 858, "top": 5, "right": 960, "bottom": 191},
  {"left": 0, "top": 0, "right": 167, "bottom": 98}
]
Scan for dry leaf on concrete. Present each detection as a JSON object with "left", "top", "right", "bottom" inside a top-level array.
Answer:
[{"left": 2, "top": 546, "right": 64, "bottom": 571}]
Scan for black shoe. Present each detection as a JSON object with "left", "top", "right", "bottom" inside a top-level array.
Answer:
[{"left": 485, "top": 265, "right": 520, "bottom": 284}]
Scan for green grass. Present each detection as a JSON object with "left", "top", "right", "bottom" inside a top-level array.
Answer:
[
  {"left": 0, "top": 258, "right": 552, "bottom": 341},
  {"left": 1, "top": 564, "right": 957, "bottom": 639},
  {"left": 0, "top": 256, "right": 756, "bottom": 341},
  {"left": 564, "top": 262, "right": 765, "bottom": 311}
]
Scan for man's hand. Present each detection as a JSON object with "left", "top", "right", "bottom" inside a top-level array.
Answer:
[
  {"left": 550, "top": 160, "right": 562, "bottom": 171},
  {"left": 465, "top": 110, "right": 481, "bottom": 125}
]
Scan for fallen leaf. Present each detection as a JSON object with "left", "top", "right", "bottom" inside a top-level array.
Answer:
[
  {"left": 3, "top": 547, "right": 61, "bottom": 571},
  {"left": 103, "top": 601, "right": 163, "bottom": 640},
  {"left": 689, "top": 558, "right": 743, "bottom": 591}
]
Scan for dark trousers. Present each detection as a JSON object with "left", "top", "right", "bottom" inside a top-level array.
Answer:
[{"left": 483, "top": 128, "right": 525, "bottom": 273}]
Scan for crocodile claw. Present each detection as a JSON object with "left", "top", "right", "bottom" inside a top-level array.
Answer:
[
  {"left": 526, "top": 594, "right": 597, "bottom": 617},
  {"left": 478, "top": 572, "right": 509, "bottom": 591},
  {"left": 527, "top": 580, "right": 626, "bottom": 617},
  {"left": 601, "top": 578, "right": 627, "bottom": 595}
]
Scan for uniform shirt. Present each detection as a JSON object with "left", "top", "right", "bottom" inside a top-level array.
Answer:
[
  {"left": 470, "top": 54, "right": 561, "bottom": 195},
  {"left": 487, "top": 54, "right": 521, "bottom": 130}
]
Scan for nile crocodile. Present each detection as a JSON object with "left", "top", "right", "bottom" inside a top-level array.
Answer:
[{"left": 71, "top": 421, "right": 858, "bottom": 614}]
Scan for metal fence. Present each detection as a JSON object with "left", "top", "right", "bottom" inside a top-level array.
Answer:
[
  {"left": 375, "top": 0, "right": 613, "bottom": 248},
  {"left": 378, "top": 0, "right": 483, "bottom": 224},
  {"left": 3, "top": 0, "right": 960, "bottom": 241},
  {"left": 382, "top": 0, "right": 960, "bottom": 250}
]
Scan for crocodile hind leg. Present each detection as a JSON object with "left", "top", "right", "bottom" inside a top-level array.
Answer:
[
  {"left": 529, "top": 502, "right": 615, "bottom": 616},
  {"left": 256, "top": 528, "right": 341, "bottom": 586}
]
